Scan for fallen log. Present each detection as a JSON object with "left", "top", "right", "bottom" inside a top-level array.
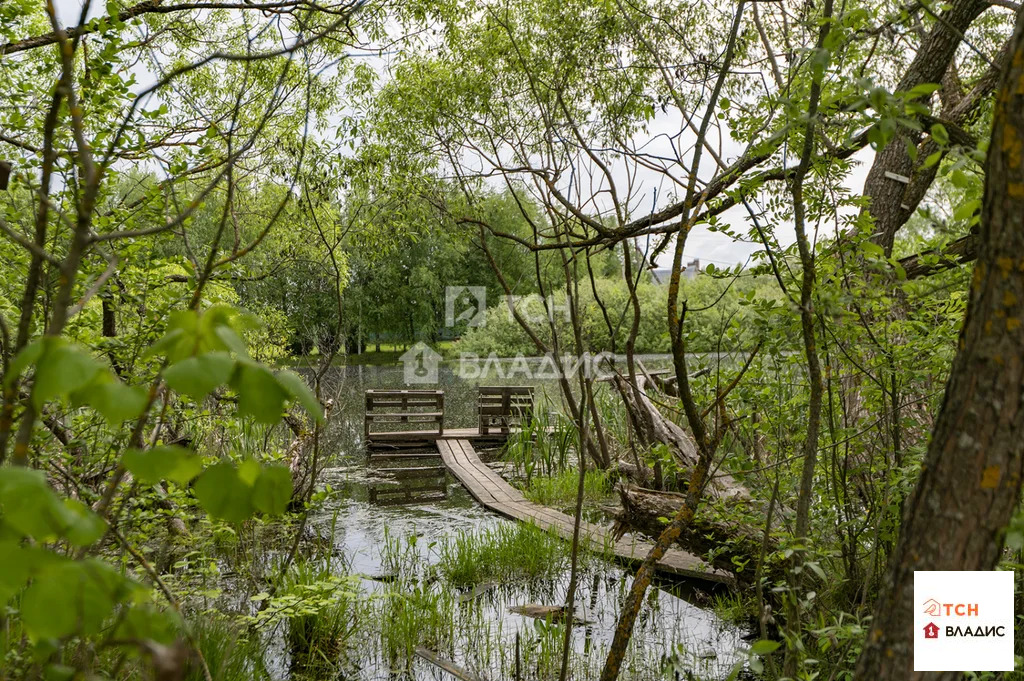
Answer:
[
  {"left": 611, "top": 373, "right": 748, "bottom": 502},
  {"left": 510, "top": 603, "right": 591, "bottom": 625},
  {"left": 414, "top": 647, "right": 488, "bottom": 681},
  {"left": 615, "top": 485, "right": 784, "bottom": 585}
]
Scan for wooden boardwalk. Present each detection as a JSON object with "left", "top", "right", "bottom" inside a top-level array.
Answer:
[{"left": 436, "top": 439, "right": 731, "bottom": 585}]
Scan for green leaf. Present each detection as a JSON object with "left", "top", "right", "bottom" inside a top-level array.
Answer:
[
  {"left": 275, "top": 370, "right": 323, "bottom": 422},
  {"left": 164, "top": 352, "right": 235, "bottom": 401},
  {"left": 252, "top": 464, "right": 293, "bottom": 515},
  {"left": 123, "top": 445, "right": 203, "bottom": 485},
  {"left": 806, "top": 561, "right": 827, "bottom": 581},
  {"left": 750, "top": 639, "right": 781, "bottom": 656},
  {"left": 21, "top": 559, "right": 131, "bottom": 640},
  {"left": 82, "top": 381, "right": 148, "bottom": 426},
  {"left": 930, "top": 123, "right": 949, "bottom": 146},
  {"left": 232, "top": 363, "right": 287, "bottom": 424},
  {"left": 904, "top": 137, "right": 917, "bottom": 162},
  {"left": 32, "top": 342, "right": 103, "bottom": 408},
  {"left": 862, "top": 241, "right": 884, "bottom": 258},
  {"left": 953, "top": 199, "right": 980, "bottom": 222},
  {"left": 145, "top": 327, "right": 188, "bottom": 361},
  {"left": 62, "top": 499, "right": 107, "bottom": 547},
  {"left": 193, "top": 463, "right": 254, "bottom": 523},
  {"left": 0, "top": 542, "right": 32, "bottom": 603},
  {"left": 4, "top": 339, "right": 44, "bottom": 388},
  {"left": 214, "top": 326, "right": 249, "bottom": 357},
  {"left": 113, "top": 604, "right": 182, "bottom": 644},
  {"left": 906, "top": 82, "right": 941, "bottom": 99},
  {"left": 0, "top": 469, "right": 80, "bottom": 541}
]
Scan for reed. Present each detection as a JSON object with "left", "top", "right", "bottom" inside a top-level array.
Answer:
[{"left": 435, "top": 521, "right": 570, "bottom": 587}]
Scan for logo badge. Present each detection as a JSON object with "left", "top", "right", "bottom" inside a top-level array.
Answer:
[
  {"left": 914, "top": 571, "right": 1013, "bottom": 671},
  {"left": 400, "top": 343, "right": 441, "bottom": 385},
  {"left": 444, "top": 286, "right": 487, "bottom": 328}
]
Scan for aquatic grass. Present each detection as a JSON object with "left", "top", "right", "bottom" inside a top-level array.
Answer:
[
  {"left": 519, "top": 617, "right": 567, "bottom": 680},
  {"left": 505, "top": 400, "right": 577, "bottom": 481},
  {"left": 187, "top": 616, "right": 269, "bottom": 681},
  {"left": 595, "top": 387, "right": 632, "bottom": 452},
  {"left": 435, "top": 521, "right": 570, "bottom": 587},
  {"left": 710, "top": 591, "right": 756, "bottom": 624},
  {"left": 523, "top": 467, "right": 610, "bottom": 510},
  {"left": 255, "top": 559, "right": 363, "bottom": 675},
  {"left": 379, "top": 525, "right": 425, "bottom": 581},
  {"left": 375, "top": 581, "right": 456, "bottom": 665}
]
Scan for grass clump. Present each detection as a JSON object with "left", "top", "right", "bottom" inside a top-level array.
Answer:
[
  {"left": 376, "top": 582, "right": 456, "bottom": 664},
  {"left": 505, "top": 408, "right": 577, "bottom": 481},
  {"left": 253, "top": 560, "right": 362, "bottom": 675},
  {"left": 523, "top": 468, "right": 610, "bottom": 510},
  {"left": 187, "top": 616, "right": 269, "bottom": 681},
  {"left": 436, "top": 521, "right": 570, "bottom": 587}
]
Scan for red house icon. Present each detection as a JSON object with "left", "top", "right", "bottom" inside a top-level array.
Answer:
[{"left": 924, "top": 622, "right": 940, "bottom": 639}]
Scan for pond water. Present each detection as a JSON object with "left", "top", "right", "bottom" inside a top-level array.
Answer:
[{"left": 270, "top": 362, "right": 749, "bottom": 681}]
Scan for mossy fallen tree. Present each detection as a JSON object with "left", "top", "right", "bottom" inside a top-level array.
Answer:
[
  {"left": 609, "top": 371, "right": 785, "bottom": 585},
  {"left": 614, "top": 485, "right": 784, "bottom": 586}
]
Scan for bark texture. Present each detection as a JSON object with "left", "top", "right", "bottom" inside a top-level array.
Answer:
[
  {"left": 861, "top": 0, "right": 989, "bottom": 254},
  {"left": 853, "top": 13, "right": 1024, "bottom": 680}
]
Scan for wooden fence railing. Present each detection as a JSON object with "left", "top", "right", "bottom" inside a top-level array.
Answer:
[
  {"left": 364, "top": 389, "right": 444, "bottom": 441},
  {"left": 477, "top": 386, "right": 534, "bottom": 435}
]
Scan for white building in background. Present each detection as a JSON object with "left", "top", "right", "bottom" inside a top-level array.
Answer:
[{"left": 650, "top": 259, "right": 701, "bottom": 285}]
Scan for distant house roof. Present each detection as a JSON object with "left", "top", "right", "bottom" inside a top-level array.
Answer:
[{"left": 650, "top": 259, "right": 701, "bottom": 285}]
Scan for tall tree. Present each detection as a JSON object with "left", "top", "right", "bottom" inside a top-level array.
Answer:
[{"left": 854, "top": 10, "right": 1024, "bottom": 680}]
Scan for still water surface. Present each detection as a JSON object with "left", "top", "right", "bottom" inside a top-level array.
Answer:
[{"left": 271, "top": 362, "right": 748, "bottom": 680}]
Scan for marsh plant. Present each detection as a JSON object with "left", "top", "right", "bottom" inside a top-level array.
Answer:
[
  {"left": 252, "top": 560, "right": 363, "bottom": 675},
  {"left": 506, "top": 406, "right": 577, "bottom": 482},
  {"left": 187, "top": 616, "right": 270, "bottom": 681},
  {"left": 375, "top": 582, "right": 457, "bottom": 665},
  {"left": 379, "top": 525, "right": 428, "bottom": 581},
  {"left": 523, "top": 467, "right": 611, "bottom": 511},
  {"left": 435, "top": 521, "right": 573, "bottom": 587}
]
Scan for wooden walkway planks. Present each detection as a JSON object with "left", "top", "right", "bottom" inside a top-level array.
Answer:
[{"left": 436, "top": 439, "right": 732, "bottom": 584}]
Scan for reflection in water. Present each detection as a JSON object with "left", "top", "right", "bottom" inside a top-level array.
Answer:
[{"left": 280, "top": 363, "right": 747, "bottom": 680}]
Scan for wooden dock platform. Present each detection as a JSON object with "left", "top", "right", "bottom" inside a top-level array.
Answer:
[{"left": 436, "top": 439, "right": 731, "bottom": 584}]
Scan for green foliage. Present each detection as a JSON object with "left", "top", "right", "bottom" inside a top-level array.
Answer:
[
  {"left": 123, "top": 445, "right": 203, "bottom": 485},
  {"left": 434, "top": 521, "right": 573, "bottom": 587},
  {"left": 455, "top": 273, "right": 782, "bottom": 356},
  {"left": 522, "top": 468, "right": 610, "bottom": 510},
  {"left": 187, "top": 617, "right": 270, "bottom": 681}
]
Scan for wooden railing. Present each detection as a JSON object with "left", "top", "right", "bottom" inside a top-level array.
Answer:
[
  {"left": 364, "top": 389, "right": 444, "bottom": 441},
  {"left": 478, "top": 386, "right": 534, "bottom": 435}
]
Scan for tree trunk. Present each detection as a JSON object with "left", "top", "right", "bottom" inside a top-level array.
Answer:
[
  {"left": 860, "top": 0, "right": 988, "bottom": 254},
  {"left": 853, "top": 13, "right": 1024, "bottom": 680}
]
